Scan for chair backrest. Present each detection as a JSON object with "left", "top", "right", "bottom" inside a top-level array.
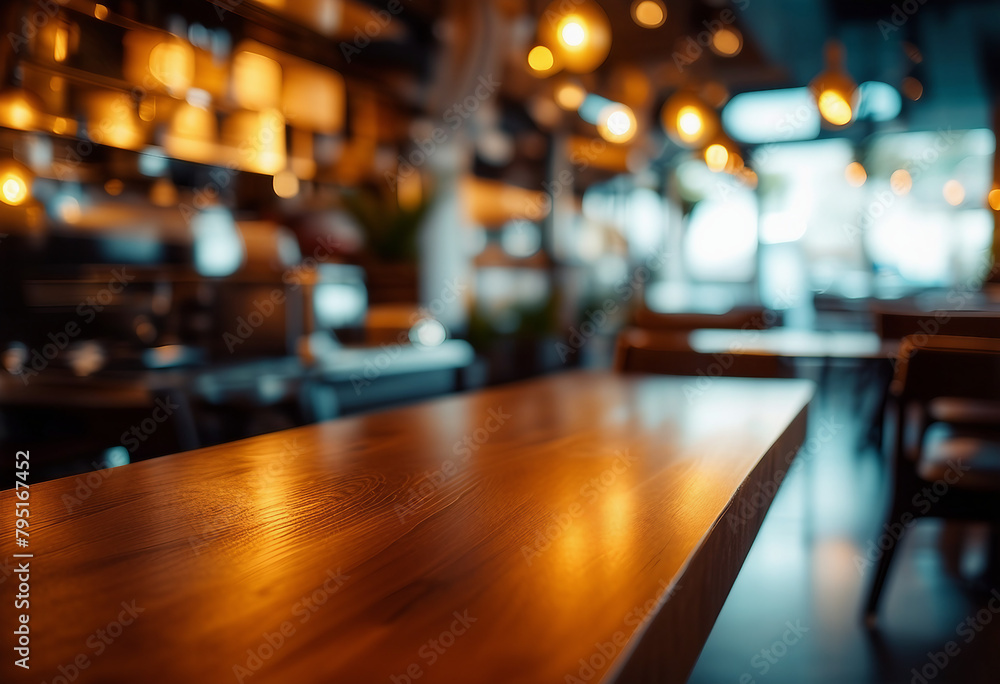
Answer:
[
  {"left": 876, "top": 311, "right": 1000, "bottom": 341},
  {"left": 892, "top": 335, "right": 1000, "bottom": 403},
  {"left": 615, "top": 328, "right": 794, "bottom": 379},
  {"left": 635, "top": 305, "right": 780, "bottom": 332}
]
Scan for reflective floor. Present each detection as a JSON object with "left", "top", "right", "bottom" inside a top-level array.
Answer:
[{"left": 689, "top": 361, "right": 1000, "bottom": 684}]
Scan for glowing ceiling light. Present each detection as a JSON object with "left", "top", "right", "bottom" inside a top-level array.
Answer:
[
  {"left": 943, "top": 179, "right": 964, "bottom": 206},
  {"left": 0, "top": 169, "right": 30, "bottom": 206},
  {"left": 597, "top": 103, "right": 636, "bottom": 144},
  {"left": 539, "top": 0, "right": 611, "bottom": 73},
  {"left": 678, "top": 107, "right": 704, "bottom": 140},
  {"left": 631, "top": 0, "right": 665, "bottom": 28},
  {"left": 559, "top": 19, "right": 586, "bottom": 47},
  {"left": 845, "top": 161, "right": 867, "bottom": 187},
  {"left": 704, "top": 143, "right": 729, "bottom": 172},
  {"left": 890, "top": 169, "right": 912, "bottom": 196},
  {"left": 817, "top": 90, "right": 852, "bottom": 126},
  {"left": 710, "top": 27, "right": 742, "bottom": 57},
  {"left": 988, "top": 188, "right": 1000, "bottom": 211},
  {"left": 809, "top": 41, "right": 857, "bottom": 128},
  {"left": 94, "top": 4, "right": 108, "bottom": 19},
  {"left": 527, "top": 45, "right": 556, "bottom": 73}
]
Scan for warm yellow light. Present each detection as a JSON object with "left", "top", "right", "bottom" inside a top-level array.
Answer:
[
  {"left": 597, "top": 103, "right": 636, "bottom": 144},
  {"left": 845, "top": 161, "right": 867, "bottom": 187},
  {"left": 273, "top": 169, "right": 299, "bottom": 198},
  {"left": 539, "top": 0, "right": 611, "bottom": 73},
  {"left": 104, "top": 178, "right": 124, "bottom": 196},
  {"left": 397, "top": 170, "right": 422, "bottom": 210},
  {"left": 631, "top": 0, "right": 665, "bottom": 28},
  {"left": 224, "top": 109, "right": 286, "bottom": 174},
  {"left": 704, "top": 144, "right": 729, "bottom": 172},
  {"left": 943, "top": 179, "right": 965, "bottom": 206},
  {"left": 559, "top": 18, "right": 587, "bottom": 47},
  {"left": 94, "top": 4, "right": 108, "bottom": 19},
  {"left": 817, "top": 89, "right": 852, "bottom": 126},
  {"left": 528, "top": 45, "right": 555, "bottom": 72},
  {"left": 0, "top": 89, "right": 40, "bottom": 131},
  {"left": 138, "top": 98, "right": 155, "bottom": 122},
  {"left": 890, "top": 169, "right": 912, "bottom": 196},
  {"left": 233, "top": 50, "right": 282, "bottom": 110},
  {"left": 282, "top": 61, "right": 344, "bottom": 133},
  {"left": 54, "top": 26, "right": 69, "bottom": 62},
  {"left": 677, "top": 106, "right": 704, "bottom": 141},
  {"left": 149, "top": 40, "right": 195, "bottom": 94},
  {"left": 87, "top": 92, "right": 144, "bottom": 151},
  {"left": 150, "top": 178, "right": 178, "bottom": 207},
  {"left": 710, "top": 28, "right": 742, "bottom": 56},
  {"left": 0, "top": 171, "right": 29, "bottom": 206},
  {"left": 52, "top": 117, "right": 68, "bottom": 134},
  {"left": 554, "top": 82, "right": 586, "bottom": 110},
  {"left": 988, "top": 188, "right": 1000, "bottom": 211}
]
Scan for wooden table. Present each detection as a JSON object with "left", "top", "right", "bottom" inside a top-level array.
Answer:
[{"left": 1, "top": 372, "right": 813, "bottom": 684}]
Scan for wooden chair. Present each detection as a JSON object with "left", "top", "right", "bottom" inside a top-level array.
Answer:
[
  {"left": 865, "top": 335, "right": 1000, "bottom": 624},
  {"left": 614, "top": 328, "right": 795, "bottom": 378}
]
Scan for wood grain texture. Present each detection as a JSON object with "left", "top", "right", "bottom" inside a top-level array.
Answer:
[{"left": 1, "top": 372, "right": 813, "bottom": 684}]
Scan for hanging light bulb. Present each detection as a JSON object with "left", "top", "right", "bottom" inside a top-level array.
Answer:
[
  {"left": 527, "top": 45, "right": 559, "bottom": 76},
  {"left": 0, "top": 160, "right": 32, "bottom": 206},
  {"left": 596, "top": 103, "right": 637, "bottom": 144},
  {"left": 710, "top": 27, "right": 743, "bottom": 57},
  {"left": 809, "top": 41, "right": 858, "bottom": 128},
  {"left": 630, "top": 0, "right": 666, "bottom": 28},
  {"left": 661, "top": 90, "right": 718, "bottom": 148},
  {"left": 539, "top": 0, "right": 612, "bottom": 74}
]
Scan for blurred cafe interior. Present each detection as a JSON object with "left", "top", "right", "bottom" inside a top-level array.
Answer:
[{"left": 3, "top": 0, "right": 1000, "bottom": 682}]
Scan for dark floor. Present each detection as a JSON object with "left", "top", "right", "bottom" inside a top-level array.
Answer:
[{"left": 688, "top": 361, "right": 1000, "bottom": 684}]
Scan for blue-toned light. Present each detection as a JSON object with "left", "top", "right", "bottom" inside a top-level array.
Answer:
[
  {"left": 579, "top": 94, "right": 614, "bottom": 125},
  {"left": 192, "top": 207, "right": 244, "bottom": 277},
  {"left": 857, "top": 81, "right": 902, "bottom": 122},
  {"left": 722, "top": 87, "right": 821, "bottom": 144}
]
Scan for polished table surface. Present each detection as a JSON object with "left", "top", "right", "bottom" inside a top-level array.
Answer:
[{"left": 1, "top": 372, "right": 813, "bottom": 684}]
